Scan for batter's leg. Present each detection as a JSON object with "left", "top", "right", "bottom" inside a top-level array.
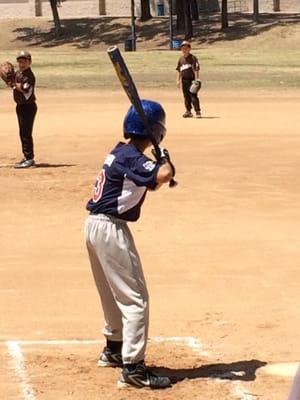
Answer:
[
  {"left": 86, "top": 215, "right": 149, "bottom": 364},
  {"left": 85, "top": 218, "right": 123, "bottom": 342}
]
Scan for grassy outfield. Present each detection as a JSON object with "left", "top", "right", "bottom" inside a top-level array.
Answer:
[{"left": 1, "top": 48, "right": 300, "bottom": 90}]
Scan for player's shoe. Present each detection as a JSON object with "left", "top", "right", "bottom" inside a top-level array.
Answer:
[
  {"left": 117, "top": 362, "right": 171, "bottom": 389},
  {"left": 98, "top": 347, "right": 123, "bottom": 368},
  {"left": 183, "top": 111, "right": 193, "bottom": 118},
  {"left": 14, "top": 159, "right": 36, "bottom": 169},
  {"left": 196, "top": 111, "right": 202, "bottom": 118}
]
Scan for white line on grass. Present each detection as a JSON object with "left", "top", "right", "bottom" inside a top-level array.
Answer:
[{"left": 6, "top": 341, "right": 36, "bottom": 400}]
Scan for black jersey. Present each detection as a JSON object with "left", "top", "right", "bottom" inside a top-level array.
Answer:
[
  {"left": 176, "top": 54, "right": 200, "bottom": 80},
  {"left": 13, "top": 68, "right": 36, "bottom": 105}
]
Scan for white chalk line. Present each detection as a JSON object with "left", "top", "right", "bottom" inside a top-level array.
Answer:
[
  {"left": 4, "top": 336, "right": 250, "bottom": 400},
  {"left": 233, "top": 381, "right": 258, "bottom": 400},
  {"left": 150, "top": 336, "right": 210, "bottom": 357},
  {"left": 6, "top": 339, "right": 104, "bottom": 346},
  {"left": 6, "top": 341, "right": 36, "bottom": 400},
  {"left": 4, "top": 336, "right": 208, "bottom": 400}
]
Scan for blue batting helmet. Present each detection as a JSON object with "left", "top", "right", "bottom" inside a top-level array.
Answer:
[{"left": 123, "top": 99, "right": 166, "bottom": 144}]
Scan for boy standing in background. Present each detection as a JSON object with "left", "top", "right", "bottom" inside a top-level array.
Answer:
[
  {"left": 176, "top": 41, "right": 201, "bottom": 118},
  {"left": 13, "top": 50, "right": 37, "bottom": 168}
]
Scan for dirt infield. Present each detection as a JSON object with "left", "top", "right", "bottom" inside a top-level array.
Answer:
[{"left": 1, "top": 88, "right": 300, "bottom": 399}]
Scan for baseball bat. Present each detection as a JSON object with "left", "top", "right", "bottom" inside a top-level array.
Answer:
[{"left": 107, "top": 46, "right": 177, "bottom": 188}]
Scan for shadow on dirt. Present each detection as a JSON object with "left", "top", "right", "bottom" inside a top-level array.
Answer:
[
  {"left": 151, "top": 359, "right": 267, "bottom": 384},
  {"left": 199, "top": 116, "right": 220, "bottom": 119},
  {"left": 35, "top": 163, "right": 76, "bottom": 168},
  {"left": 11, "top": 13, "right": 300, "bottom": 49},
  {"left": 0, "top": 163, "right": 75, "bottom": 169}
]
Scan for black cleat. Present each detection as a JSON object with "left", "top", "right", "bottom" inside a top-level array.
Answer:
[
  {"left": 196, "top": 111, "right": 202, "bottom": 118},
  {"left": 14, "top": 159, "right": 35, "bottom": 169},
  {"left": 183, "top": 111, "right": 193, "bottom": 118},
  {"left": 118, "top": 362, "right": 171, "bottom": 389},
  {"left": 98, "top": 347, "right": 123, "bottom": 368}
]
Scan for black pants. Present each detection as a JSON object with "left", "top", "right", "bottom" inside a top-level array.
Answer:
[
  {"left": 182, "top": 79, "right": 201, "bottom": 112},
  {"left": 16, "top": 103, "right": 37, "bottom": 160}
]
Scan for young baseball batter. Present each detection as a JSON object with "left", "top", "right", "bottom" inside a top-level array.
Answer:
[
  {"left": 12, "top": 50, "right": 37, "bottom": 168},
  {"left": 176, "top": 41, "right": 201, "bottom": 118},
  {"left": 85, "top": 99, "right": 175, "bottom": 389}
]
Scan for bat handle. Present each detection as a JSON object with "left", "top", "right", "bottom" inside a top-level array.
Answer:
[{"left": 169, "top": 178, "right": 178, "bottom": 188}]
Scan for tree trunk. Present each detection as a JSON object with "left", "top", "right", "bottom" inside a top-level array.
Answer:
[
  {"left": 49, "top": 0, "right": 61, "bottom": 34},
  {"left": 169, "top": 0, "right": 174, "bottom": 49},
  {"left": 273, "top": 0, "right": 280, "bottom": 11},
  {"left": 253, "top": 0, "right": 259, "bottom": 22},
  {"left": 176, "top": 0, "right": 185, "bottom": 31},
  {"left": 221, "top": 0, "right": 228, "bottom": 29},
  {"left": 183, "top": 0, "right": 193, "bottom": 39},
  {"left": 35, "top": 0, "right": 42, "bottom": 16},
  {"left": 99, "top": 0, "right": 106, "bottom": 15},
  {"left": 140, "top": 0, "right": 152, "bottom": 21},
  {"left": 131, "top": 0, "right": 136, "bottom": 50},
  {"left": 190, "top": 0, "right": 199, "bottom": 21}
]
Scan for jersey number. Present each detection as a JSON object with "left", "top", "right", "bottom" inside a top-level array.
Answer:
[{"left": 93, "top": 169, "right": 106, "bottom": 203}]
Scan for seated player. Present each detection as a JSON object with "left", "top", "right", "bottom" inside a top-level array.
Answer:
[{"left": 85, "top": 99, "right": 175, "bottom": 389}]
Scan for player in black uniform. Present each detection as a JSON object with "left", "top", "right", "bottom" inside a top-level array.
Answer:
[
  {"left": 13, "top": 50, "right": 37, "bottom": 169},
  {"left": 176, "top": 41, "right": 201, "bottom": 118}
]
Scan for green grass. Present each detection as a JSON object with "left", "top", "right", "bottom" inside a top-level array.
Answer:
[{"left": 1, "top": 48, "right": 300, "bottom": 90}]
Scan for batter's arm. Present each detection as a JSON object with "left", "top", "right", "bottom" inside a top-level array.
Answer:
[{"left": 157, "top": 162, "right": 173, "bottom": 184}]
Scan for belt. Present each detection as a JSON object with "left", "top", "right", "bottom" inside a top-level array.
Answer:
[{"left": 89, "top": 212, "right": 127, "bottom": 224}]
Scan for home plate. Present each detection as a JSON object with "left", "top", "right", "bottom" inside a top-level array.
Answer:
[{"left": 261, "top": 362, "right": 299, "bottom": 377}]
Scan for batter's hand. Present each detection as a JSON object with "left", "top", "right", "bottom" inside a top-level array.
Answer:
[
  {"left": 152, "top": 148, "right": 175, "bottom": 178},
  {"left": 151, "top": 147, "right": 170, "bottom": 162}
]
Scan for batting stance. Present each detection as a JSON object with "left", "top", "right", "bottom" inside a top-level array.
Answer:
[
  {"left": 85, "top": 100, "right": 175, "bottom": 389},
  {"left": 176, "top": 41, "right": 201, "bottom": 118},
  {"left": 13, "top": 50, "right": 37, "bottom": 169}
]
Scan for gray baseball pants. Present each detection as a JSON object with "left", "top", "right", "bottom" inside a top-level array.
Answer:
[{"left": 84, "top": 214, "right": 149, "bottom": 364}]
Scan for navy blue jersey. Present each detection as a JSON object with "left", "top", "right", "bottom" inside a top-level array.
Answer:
[{"left": 86, "top": 142, "right": 159, "bottom": 221}]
